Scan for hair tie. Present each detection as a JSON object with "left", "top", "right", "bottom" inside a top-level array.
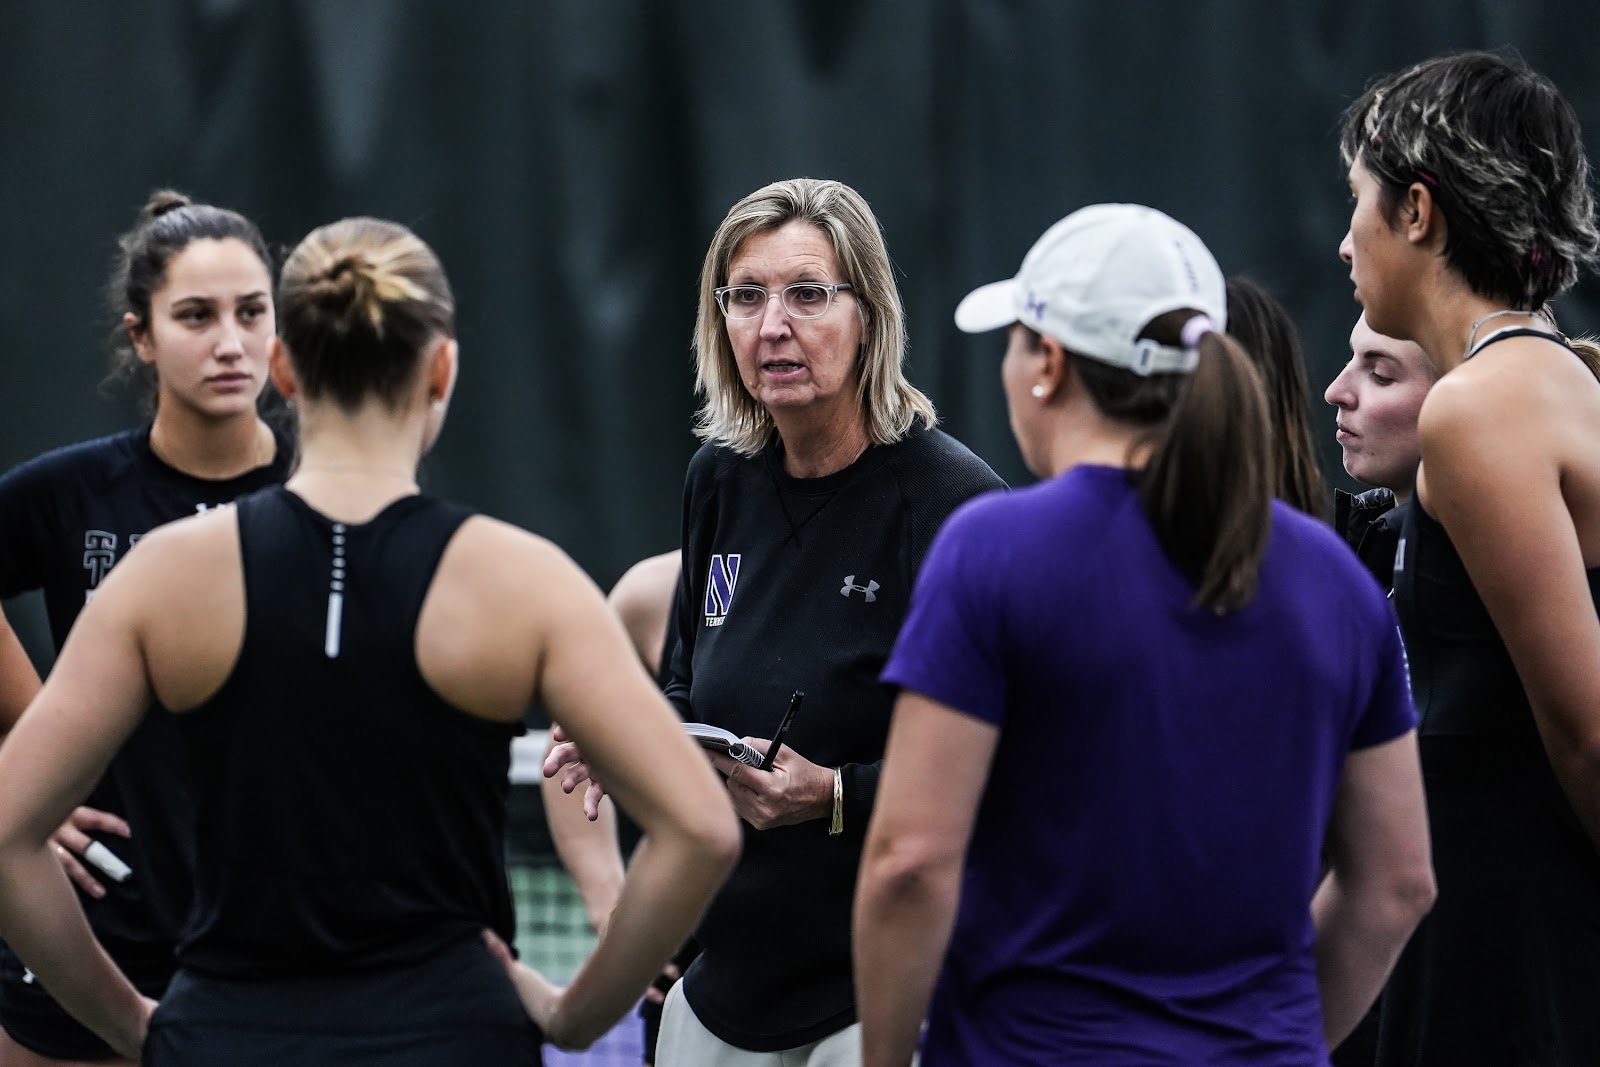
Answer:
[{"left": 1180, "top": 315, "right": 1215, "bottom": 350}]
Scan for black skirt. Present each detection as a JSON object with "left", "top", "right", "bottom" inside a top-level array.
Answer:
[
  {"left": 145, "top": 935, "right": 543, "bottom": 1066},
  {"left": 1375, "top": 737, "right": 1600, "bottom": 1065}
]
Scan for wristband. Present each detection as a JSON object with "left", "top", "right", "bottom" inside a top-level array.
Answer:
[{"left": 828, "top": 767, "right": 844, "bottom": 837}]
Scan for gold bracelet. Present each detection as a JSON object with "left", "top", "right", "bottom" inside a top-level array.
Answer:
[{"left": 828, "top": 767, "right": 844, "bottom": 837}]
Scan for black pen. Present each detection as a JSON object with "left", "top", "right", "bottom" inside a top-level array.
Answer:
[{"left": 759, "top": 690, "right": 805, "bottom": 771}]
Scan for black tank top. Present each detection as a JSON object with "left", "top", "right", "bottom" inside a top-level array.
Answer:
[
  {"left": 1377, "top": 327, "right": 1600, "bottom": 1065},
  {"left": 176, "top": 488, "right": 518, "bottom": 978},
  {"left": 1392, "top": 328, "right": 1600, "bottom": 745}
]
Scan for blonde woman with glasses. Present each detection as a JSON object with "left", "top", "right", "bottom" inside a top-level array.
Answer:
[{"left": 548, "top": 178, "right": 1002, "bottom": 1066}]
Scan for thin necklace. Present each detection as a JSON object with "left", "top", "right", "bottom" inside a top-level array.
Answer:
[{"left": 1463, "top": 308, "right": 1553, "bottom": 358}]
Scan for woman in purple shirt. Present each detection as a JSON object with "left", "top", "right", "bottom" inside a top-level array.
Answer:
[{"left": 855, "top": 204, "right": 1436, "bottom": 1066}]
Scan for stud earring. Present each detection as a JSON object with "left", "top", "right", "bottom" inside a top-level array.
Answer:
[{"left": 1031, "top": 384, "right": 1047, "bottom": 400}]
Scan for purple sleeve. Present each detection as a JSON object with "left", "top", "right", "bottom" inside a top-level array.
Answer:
[
  {"left": 1349, "top": 617, "right": 1418, "bottom": 749},
  {"left": 881, "top": 506, "right": 1008, "bottom": 726}
]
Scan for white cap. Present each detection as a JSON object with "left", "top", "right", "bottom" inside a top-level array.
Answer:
[{"left": 954, "top": 204, "right": 1227, "bottom": 376}]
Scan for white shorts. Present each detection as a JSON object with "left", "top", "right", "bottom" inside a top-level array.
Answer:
[{"left": 655, "top": 980, "right": 866, "bottom": 1067}]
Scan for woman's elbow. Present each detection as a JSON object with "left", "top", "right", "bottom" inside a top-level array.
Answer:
[
  {"left": 684, "top": 804, "right": 742, "bottom": 877},
  {"left": 0, "top": 811, "right": 39, "bottom": 861},
  {"left": 1383, "top": 862, "right": 1437, "bottom": 932},
  {"left": 861, "top": 833, "right": 958, "bottom": 907},
  {"left": 1573, "top": 729, "right": 1600, "bottom": 779}
]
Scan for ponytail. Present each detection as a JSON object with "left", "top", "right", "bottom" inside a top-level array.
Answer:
[
  {"left": 1067, "top": 312, "right": 1273, "bottom": 613},
  {"left": 1140, "top": 318, "right": 1273, "bottom": 612}
]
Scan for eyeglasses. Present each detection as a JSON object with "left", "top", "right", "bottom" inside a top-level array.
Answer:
[{"left": 713, "top": 282, "right": 854, "bottom": 320}]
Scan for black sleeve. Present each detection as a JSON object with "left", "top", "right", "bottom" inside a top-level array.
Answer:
[
  {"left": 838, "top": 761, "right": 879, "bottom": 842},
  {"left": 662, "top": 445, "right": 721, "bottom": 720},
  {"left": 653, "top": 582, "right": 683, "bottom": 692},
  {"left": 840, "top": 432, "right": 1006, "bottom": 838},
  {"left": 662, "top": 559, "right": 695, "bottom": 719},
  {"left": 0, "top": 450, "right": 70, "bottom": 598},
  {"left": 899, "top": 432, "right": 1008, "bottom": 581}
]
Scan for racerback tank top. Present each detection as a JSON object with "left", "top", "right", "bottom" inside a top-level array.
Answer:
[{"left": 176, "top": 488, "right": 518, "bottom": 978}]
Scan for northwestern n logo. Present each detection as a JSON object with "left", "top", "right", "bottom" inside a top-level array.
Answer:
[{"left": 703, "top": 553, "right": 741, "bottom": 627}]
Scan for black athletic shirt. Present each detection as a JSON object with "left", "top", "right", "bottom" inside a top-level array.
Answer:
[
  {"left": 1380, "top": 328, "right": 1600, "bottom": 1064},
  {"left": 1332, "top": 486, "right": 1407, "bottom": 593},
  {"left": 0, "top": 425, "right": 291, "bottom": 963},
  {"left": 665, "top": 424, "right": 1004, "bottom": 1051},
  {"left": 175, "top": 488, "right": 518, "bottom": 978}
]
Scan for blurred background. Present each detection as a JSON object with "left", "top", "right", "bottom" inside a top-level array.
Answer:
[
  {"left": 2, "top": 3, "right": 1598, "bottom": 1058},
  {"left": 4, "top": 2, "right": 1597, "bottom": 613}
]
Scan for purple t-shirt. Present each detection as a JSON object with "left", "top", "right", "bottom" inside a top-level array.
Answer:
[{"left": 881, "top": 465, "right": 1415, "bottom": 1066}]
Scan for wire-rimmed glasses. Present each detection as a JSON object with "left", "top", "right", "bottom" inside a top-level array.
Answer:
[{"left": 713, "top": 282, "right": 854, "bottom": 320}]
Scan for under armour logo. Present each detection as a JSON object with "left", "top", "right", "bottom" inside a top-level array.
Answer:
[{"left": 840, "top": 575, "right": 879, "bottom": 602}]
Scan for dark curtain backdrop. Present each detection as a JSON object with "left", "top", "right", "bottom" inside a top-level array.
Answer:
[{"left": 4, "top": 1, "right": 1598, "bottom": 664}]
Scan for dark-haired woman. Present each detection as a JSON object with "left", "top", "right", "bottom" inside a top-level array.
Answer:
[
  {"left": 0, "top": 191, "right": 290, "bottom": 1067},
  {"left": 1224, "top": 276, "right": 1329, "bottom": 516},
  {"left": 855, "top": 204, "right": 1435, "bottom": 1066},
  {"left": 1338, "top": 51, "right": 1600, "bottom": 1064},
  {"left": 0, "top": 216, "right": 738, "bottom": 1064}
]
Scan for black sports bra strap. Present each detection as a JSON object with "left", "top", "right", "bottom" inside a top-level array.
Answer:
[{"left": 1464, "top": 327, "right": 1572, "bottom": 361}]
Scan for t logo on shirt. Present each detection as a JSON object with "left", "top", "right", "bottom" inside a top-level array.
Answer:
[
  {"left": 704, "top": 553, "right": 741, "bottom": 628},
  {"left": 83, "top": 530, "right": 118, "bottom": 587}
]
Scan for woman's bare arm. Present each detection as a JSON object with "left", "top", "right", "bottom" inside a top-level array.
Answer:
[
  {"left": 1420, "top": 349, "right": 1600, "bottom": 847},
  {"left": 529, "top": 544, "right": 739, "bottom": 1049},
  {"left": 1312, "top": 731, "right": 1435, "bottom": 1046},
  {"left": 0, "top": 602, "right": 42, "bottom": 738},
  {"left": 0, "top": 543, "right": 172, "bottom": 1057},
  {"left": 535, "top": 549, "right": 683, "bottom": 934},
  {"left": 855, "top": 692, "right": 997, "bottom": 1067},
  {"left": 425, "top": 522, "right": 738, "bottom": 1049}
]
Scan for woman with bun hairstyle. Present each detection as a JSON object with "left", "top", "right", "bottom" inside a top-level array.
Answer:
[
  {"left": 856, "top": 204, "right": 1434, "bottom": 1065},
  {"left": 0, "top": 191, "right": 291, "bottom": 1067},
  {"left": 0, "top": 217, "right": 739, "bottom": 1064},
  {"left": 1338, "top": 51, "right": 1600, "bottom": 1063}
]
